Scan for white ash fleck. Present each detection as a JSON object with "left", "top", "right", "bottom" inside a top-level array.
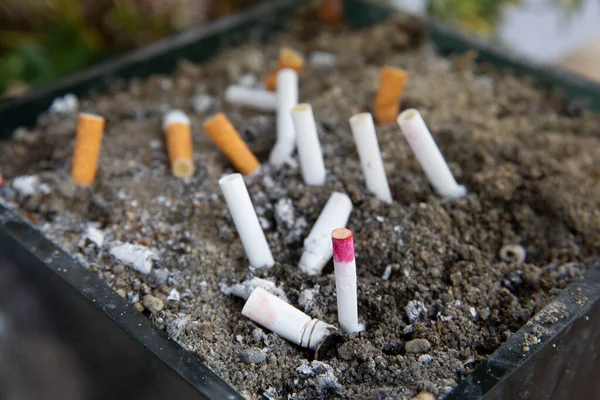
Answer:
[
  {"left": 219, "top": 277, "right": 287, "bottom": 301},
  {"left": 405, "top": 300, "right": 428, "bottom": 325},
  {"left": 167, "top": 315, "right": 190, "bottom": 340},
  {"left": 298, "top": 285, "right": 320, "bottom": 314},
  {"left": 236, "top": 335, "right": 244, "bottom": 343},
  {"left": 382, "top": 265, "right": 393, "bottom": 280},
  {"left": 192, "top": 94, "right": 215, "bottom": 114},
  {"left": 469, "top": 307, "right": 477, "bottom": 318},
  {"left": 403, "top": 325, "right": 414, "bottom": 335},
  {"left": 438, "top": 313, "right": 453, "bottom": 322},
  {"left": 375, "top": 215, "right": 385, "bottom": 223},
  {"left": 167, "top": 289, "right": 180, "bottom": 302},
  {"left": 12, "top": 175, "right": 40, "bottom": 196},
  {"left": 160, "top": 78, "right": 172, "bottom": 90},
  {"left": 275, "top": 198, "right": 295, "bottom": 229},
  {"left": 49, "top": 93, "right": 78, "bottom": 114},
  {"left": 80, "top": 224, "right": 104, "bottom": 248},
  {"left": 108, "top": 242, "right": 158, "bottom": 274},
  {"left": 127, "top": 292, "right": 139, "bottom": 304},
  {"left": 309, "top": 51, "right": 337, "bottom": 69},
  {"left": 149, "top": 139, "right": 162, "bottom": 150},
  {"left": 151, "top": 268, "right": 169, "bottom": 286},
  {"left": 296, "top": 360, "right": 343, "bottom": 396},
  {"left": 419, "top": 354, "right": 433, "bottom": 363},
  {"left": 237, "top": 73, "right": 257, "bottom": 87},
  {"left": 258, "top": 217, "right": 271, "bottom": 230},
  {"left": 252, "top": 328, "right": 265, "bottom": 344},
  {"left": 274, "top": 198, "right": 307, "bottom": 244},
  {"left": 263, "top": 387, "right": 278, "bottom": 400}
]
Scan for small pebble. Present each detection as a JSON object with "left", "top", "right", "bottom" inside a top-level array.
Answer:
[
  {"left": 309, "top": 51, "right": 337, "bottom": 69},
  {"left": 412, "top": 392, "right": 436, "bottom": 400},
  {"left": 382, "top": 265, "right": 393, "bottom": 280},
  {"left": 192, "top": 94, "right": 214, "bottom": 114},
  {"left": 237, "top": 73, "right": 257, "bottom": 87},
  {"left": 142, "top": 294, "right": 164, "bottom": 313},
  {"left": 419, "top": 354, "right": 433, "bottom": 363},
  {"left": 405, "top": 338, "right": 431, "bottom": 354},
  {"left": 239, "top": 347, "right": 267, "bottom": 364},
  {"left": 167, "top": 288, "right": 180, "bottom": 302}
]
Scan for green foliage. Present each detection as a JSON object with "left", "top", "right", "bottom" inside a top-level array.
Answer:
[{"left": 429, "top": 0, "right": 583, "bottom": 38}]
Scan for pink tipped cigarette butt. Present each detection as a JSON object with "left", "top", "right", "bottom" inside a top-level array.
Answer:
[
  {"left": 332, "top": 228, "right": 359, "bottom": 333},
  {"left": 242, "top": 287, "right": 337, "bottom": 350}
]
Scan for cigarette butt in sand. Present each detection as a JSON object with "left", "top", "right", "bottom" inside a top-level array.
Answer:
[
  {"left": 269, "top": 69, "right": 299, "bottom": 167},
  {"left": 374, "top": 67, "right": 408, "bottom": 125},
  {"left": 332, "top": 228, "right": 359, "bottom": 333},
  {"left": 242, "top": 287, "right": 338, "bottom": 350},
  {"left": 397, "top": 109, "right": 466, "bottom": 199},
  {"left": 317, "top": 0, "right": 343, "bottom": 26},
  {"left": 203, "top": 113, "right": 260, "bottom": 175},
  {"left": 349, "top": 112, "right": 393, "bottom": 203},
  {"left": 292, "top": 104, "right": 326, "bottom": 186},
  {"left": 225, "top": 85, "right": 277, "bottom": 112},
  {"left": 219, "top": 173, "right": 274, "bottom": 269},
  {"left": 70, "top": 113, "right": 105, "bottom": 186},
  {"left": 265, "top": 48, "right": 305, "bottom": 91},
  {"left": 299, "top": 192, "right": 353, "bottom": 276},
  {"left": 162, "top": 110, "right": 194, "bottom": 178}
]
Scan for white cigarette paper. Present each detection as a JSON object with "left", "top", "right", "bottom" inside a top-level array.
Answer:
[
  {"left": 349, "top": 113, "right": 393, "bottom": 203},
  {"left": 292, "top": 104, "right": 326, "bottom": 186},
  {"left": 242, "top": 287, "right": 337, "bottom": 350},
  {"left": 162, "top": 109, "right": 190, "bottom": 130},
  {"left": 299, "top": 192, "right": 353, "bottom": 276},
  {"left": 397, "top": 109, "right": 466, "bottom": 199},
  {"left": 225, "top": 85, "right": 277, "bottom": 112},
  {"left": 219, "top": 173, "right": 275, "bottom": 269},
  {"left": 332, "top": 228, "right": 359, "bottom": 333},
  {"left": 269, "top": 68, "right": 299, "bottom": 166}
]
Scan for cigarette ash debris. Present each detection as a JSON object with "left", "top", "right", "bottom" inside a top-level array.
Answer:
[{"left": 0, "top": 10, "right": 599, "bottom": 400}]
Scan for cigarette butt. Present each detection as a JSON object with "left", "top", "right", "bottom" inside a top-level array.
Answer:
[
  {"left": 242, "top": 287, "right": 337, "bottom": 350},
  {"left": 163, "top": 110, "right": 194, "bottom": 178},
  {"left": 374, "top": 67, "right": 408, "bottom": 125},
  {"left": 277, "top": 48, "right": 305, "bottom": 71},
  {"left": 349, "top": 112, "right": 392, "bottom": 203},
  {"left": 317, "top": 0, "right": 343, "bottom": 26},
  {"left": 203, "top": 113, "right": 260, "bottom": 175},
  {"left": 219, "top": 174, "right": 274, "bottom": 269},
  {"left": 264, "top": 72, "right": 278, "bottom": 92},
  {"left": 70, "top": 113, "right": 105, "bottom": 186},
  {"left": 332, "top": 228, "right": 359, "bottom": 333},
  {"left": 397, "top": 109, "right": 466, "bottom": 199},
  {"left": 264, "top": 48, "right": 305, "bottom": 91}
]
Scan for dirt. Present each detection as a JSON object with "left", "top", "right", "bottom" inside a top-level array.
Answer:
[{"left": 2, "top": 9, "right": 600, "bottom": 400}]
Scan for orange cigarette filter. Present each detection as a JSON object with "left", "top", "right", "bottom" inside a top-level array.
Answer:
[
  {"left": 374, "top": 66, "right": 408, "bottom": 125},
  {"left": 264, "top": 48, "right": 305, "bottom": 91},
  {"left": 203, "top": 113, "right": 260, "bottom": 175},
  {"left": 71, "top": 113, "right": 105, "bottom": 186},
  {"left": 163, "top": 110, "right": 195, "bottom": 178},
  {"left": 316, "top": 0, "right": 343, "bottom": 27}
]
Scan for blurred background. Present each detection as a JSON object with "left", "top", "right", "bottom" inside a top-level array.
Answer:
[{"left": 0, "top": 0, "right": 598, "bottom": 100}]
